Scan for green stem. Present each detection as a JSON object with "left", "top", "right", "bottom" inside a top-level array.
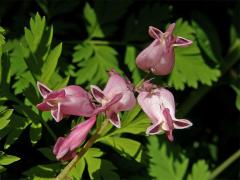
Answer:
[
  {"left": 209, "top": 149, "right": 240, "bottom": 179},
  {"left": 56, "top": 119, "right": 109, "bottom": 180}
]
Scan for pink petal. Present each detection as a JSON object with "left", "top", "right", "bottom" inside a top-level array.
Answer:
[
  {"left": 64, "top": 85, "right": 89, "bottom": 96},
  {"left": 146, "top": 123, "right": 163, "bottom": 135},
  {"left": 53, "top": 137, "right": 65, "bottom": 155},
  {"left": 166, "top": 23, "right": 176, "bottom": 35},
  {"left": 53, "top": 116, "right": 96, "bottom": 161},
  {"left": 174, "top": 36, "right": 192, "bottom": 47},
  {"left": 148, "top": 26, "right": 162, "bottom": 39},
  {"left": 163, "top": 108, "right": 174, "bottom": 130},
  {"left": 61, "top": 96, "right": 95, "bottom": 117},
  {"left": 37, "top": 81, "right": 52, "bottom": 98},
  {"left": 107, "top": 111, "right": 121, "bottom": 128},
  {"left": 51, "top": 103, "right": 63, "bottom": 122},
  {"left": 46, "top": 89, "right": 66, "bottom": 100},
  {"left": 90, "top": 85, "right": 105, "bottom": 103},
  {"left": 173, "top": 119, "right": 192, "bottom": 129},
  {"left": 36, "top": 102, "right": 52, "bottom": 111}
]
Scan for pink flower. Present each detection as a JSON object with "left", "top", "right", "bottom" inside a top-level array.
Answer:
[
  {"left": 36, "top": 82, "right": 95, "bottom": 122},
  {"left": 90, "top": 70, "right": 136, "bottom": 128},
  {"left": 53, "top": 116, "right": 96, "bottom": 160},
  {"left": 136, "top": 23, "right": 192, "bottom": 75},
  {"left": 137, "top": 81, "right": 192, "bottom": 141}
]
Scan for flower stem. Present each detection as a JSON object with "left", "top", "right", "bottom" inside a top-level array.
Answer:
[
  {"left": 209, "top": 149, "right": 240, "bottom": 179},
  {"left": 56, "top": 119, "right": 109, "bottom": 180}
]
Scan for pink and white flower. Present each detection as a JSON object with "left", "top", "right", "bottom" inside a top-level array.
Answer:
[
  {"left": 36, "top": 82, "right": 95, "bottom": 122},
  {"left": 137, "top": 81, "right": 192, "bottom": 141},
  {"left": 136, "top": 23, "right": 192, "bottom": 75},
  {"left": 90, "top": 70, "right": 136, "bottom": 128}
]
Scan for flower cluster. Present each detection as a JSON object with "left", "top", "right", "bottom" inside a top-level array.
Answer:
[{"left": 36, "top": 23, "right": 193, "bottom": 161}]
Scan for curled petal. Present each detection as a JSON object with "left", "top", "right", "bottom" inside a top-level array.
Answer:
[
  {"left": 148, "top": 26, "right": 162, "bottom": 39},
  {"left": 51, "top": 103, "right": 63, "bottom": 122},
  {"left": 173, "top": 119, "right": 193, "bottom": 129},
  {"left": 36, "top": 102, "right": 52, "bottom": 111},
  {"left": 146, "top": 123, "right": 163, "bottom": 135},
  {"left": 90, "top": 85, "right": 105, "bottom": 103},
  {"left": 107, "top": 111, "right": 121, "bottom": 128},
  {"left": 37, "top": 81, "right": 52, "bottom": 98},
  {"left": 174, "top": 36, "right": 192, "bottom": 47},
  {"left": 166, "top": 23, "right": 176, "bottom": 35}
]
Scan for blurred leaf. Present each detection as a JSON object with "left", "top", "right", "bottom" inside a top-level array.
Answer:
[
  {"left": 231, "top": 85, "right": 240, "bottom": 111},
  {"left": 168, "top": 19, "right": 221, "bottom": 90},
  {"left": 30, "top": 122, "right": 42, "bottom": 144},
  {"left": 124, "top": 46, "right": 142, "bottom": 84},
  {"left": 0, "top": 154, "right": 20, "bottom": 165},
  {"left": 23, "top": 163, "right": 61, "bottom": 178},
  {"left": 0, "top": 165, "right": 6, "bottom": 173},
  {"left": 38, "top": 147, "right": 56, "bottom": 161},
  {"left": 84, "top": 3, "right": 104, "bottom": 38},
  {"left": 100, "top": 137, "right": 143, "bottom": 162},
  {"left": 187, "top": 160, "right": 210, "bottom": 180},
  {"left": 147, "top": 136, "right": 189, "bottom": 180},
  {"left": 0, "top": 109, "right": 13, "bottom": 129},
  {"left": 1, "top": 114, "right": 30, "bottom": 149},
  {"left": 84, "top": 148, "right": 120, "bottom": 180}
]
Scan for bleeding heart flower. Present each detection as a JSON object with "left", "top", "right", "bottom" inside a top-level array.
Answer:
[
  {"left": 90, "top": 70, "right": 136, "bottom": 128},
  {"left": 137, "top": 81, "right": 192, "bottom": 141},
  {"left": 136, "top": 23, "right": 192, "bottom": 75},
  {"left": 53, "top": 116, "right": 96, "bottom": 160},
  {"left": 36, "top": 82, "right": 95, "bottom": 122}
]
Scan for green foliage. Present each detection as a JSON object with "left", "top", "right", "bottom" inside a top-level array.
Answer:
[
  {"left": 73, "top": 42, "right": 121, "bottom": 85},
  {"left": 147, "top": 136, "right": 210, "bottom": 180},
  {"left": 69, "top": 148, "right": 120, "bottom": 180},
  {"left": 124, "top": 46, "right": 142, "bottom": 84},
  {"left": 0, "top": 109, "right": 13, "bottom": 130},
  {"left": 0, "top": 13, "right": 67, "bottom": 149},
  {"left": 100, "top": 137, "right": 143, "bottom": 162},
  {"left": 23, "top": 163, "right": 61, "bottom": 179},
  {"left": 187, "top": 160, "right": 210, "bottom": 180},
  {"left": 168, "top": 19, "right": 221, "bottom": 90},
  {"left": 0, "top": 153, "right": 20, "bottom": 173}
]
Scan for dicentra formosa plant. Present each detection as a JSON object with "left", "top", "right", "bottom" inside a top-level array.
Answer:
[{"left": 36, "top": 23, "right": 193, "bottom": 179}]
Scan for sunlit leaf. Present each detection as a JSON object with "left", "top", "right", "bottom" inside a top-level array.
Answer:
[
  {"left": 168, "top": 19, "right": 221, "bottom": 90},
  {"left": 187, "top": 160, "right": 210, "bottom": 180}
]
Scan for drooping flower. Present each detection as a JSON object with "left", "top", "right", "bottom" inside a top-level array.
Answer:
[
  {"left": 136, "top": 23, "right": 192, "bottom": 75},
  {"left": 90, "top": 70, "right": 136, "bottom": 128},
  {"left": 53, "top": 116, "right": 96, "bottom": 160},
  {"left": 36, "top": 82, "right": 95, "bottom": 122},
  {"left": 137, "top": 81, "right": 192, "bottom": 141}
]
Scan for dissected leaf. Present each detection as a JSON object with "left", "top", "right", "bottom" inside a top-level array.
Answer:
[
  {"left": 73, "top": 42, "right": 121, "bottom": 85},
  {"left": 168, "top": 19, "right": 221, "bottom": 90},
  {"left": 147, "top": 136, "right": 189, "bottom": 180},
  {"left": 84, "top": 148, "right": 119, "bottom": 180},
  {"left": 187, "top": 160, "right": 210, "bottom": 180},
  {"left": 100, "top": 137, "right": 143, "bottom": 162}
]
